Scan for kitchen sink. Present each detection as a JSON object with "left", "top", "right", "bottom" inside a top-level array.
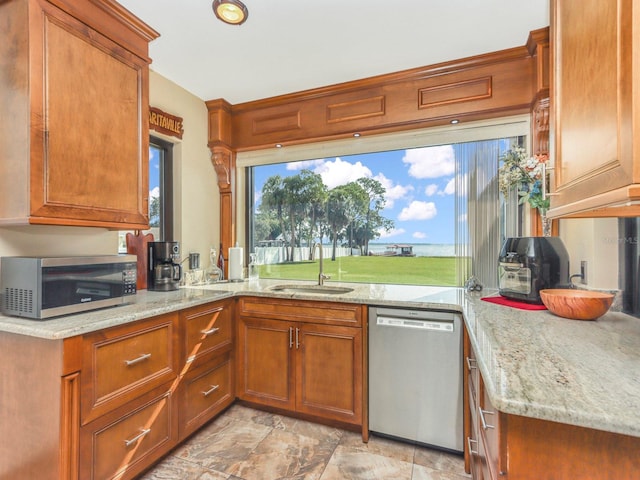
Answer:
[{"left": 269, "top": 284, "right": 354, "bottom": 295}]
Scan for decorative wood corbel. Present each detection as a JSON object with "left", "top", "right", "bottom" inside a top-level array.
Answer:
[{"left": 206, "top": 99, "right": 236, "bottom": 274}]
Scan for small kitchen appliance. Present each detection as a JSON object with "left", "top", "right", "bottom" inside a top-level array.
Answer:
[
  {"left": 147, "top": 241, "right": 181, "bottom": 291},
  {"left": 498, "top": 236, "right": 570, "bottom": 304},
  {"left": 1, "top": 255, "right": 137, "bottom": 319}
]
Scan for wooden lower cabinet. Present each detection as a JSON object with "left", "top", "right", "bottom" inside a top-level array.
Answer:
[
  {"left": 463, "top": 324, "right": 640, "bottom": 480},
  {"left": 63, "top": 299, "right": 233, "bottom": 480},
  {"left": 236, "top": 297, "right": 366, "bottom": 434}
]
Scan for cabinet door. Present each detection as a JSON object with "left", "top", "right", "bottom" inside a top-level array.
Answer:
[
  {"left": 550, "top": 0, "right": 639, "bottom": 217},
  {"left": 295, "top": 323, "right": 362, "bottom": 425},
  {"left": 28, "top": 1, "right": 150, "bottom": 228},
  {"left": 236, "top": 318, "right": 295, "bottom": 410}
]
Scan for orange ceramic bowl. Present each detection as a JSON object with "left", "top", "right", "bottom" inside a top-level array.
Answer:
[{"left": 540, "top": 289, "right": 614, "bottom": 321}]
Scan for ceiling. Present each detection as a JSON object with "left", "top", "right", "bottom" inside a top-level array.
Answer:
[{"left": 117, "top": 0, "right": 549, "bottom": 105}]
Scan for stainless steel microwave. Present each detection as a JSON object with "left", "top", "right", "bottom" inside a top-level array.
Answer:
[{"left": 1, "top": 255, "right": 137, "bottom": 319}]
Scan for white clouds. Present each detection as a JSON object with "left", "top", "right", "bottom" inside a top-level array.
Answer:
[
  {"left": 378, "top": 227, "right": 406, "bottom": 239},
  {"left": 402, "top": 145, "right": 455, "bottom": 179},
  {"left": 425, "top": 184, "right": 439, "bottom": 196},
  {"left": 149, "top": 186, "right": 160, "bottom": 199},
  {"left": 425, "top": 178, "right": 455, "bottom": 196},
  {"left": 398, "top": 201, "right": 437, "bottom": 221},
  {"left": 375, "top": 173, "right": 413, "bottom": 208},
  {"left": 313, "top": 157, "right": 372, "bottom": 189},
  {"left": 413, "top": 231, "right": 427, "bottom": 239},
  {"left": 286, "top": 159, "right": 325, "bottom": 171},
  {"left": 442, "top": 177, "right": 456, "bottom": 195}
]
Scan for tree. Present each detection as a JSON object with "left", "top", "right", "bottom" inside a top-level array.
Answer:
[
  {"left": 148, "top": 195, "right": 160, "bottom": 228},
  {"left": 261, "top": 175, "right": 288, "bottom": 254},
  {"left": 326, "top": 186, "right": 352, "bottom": 260},
  {"left": 339, "top": 181, "right": 368, "bottom": 253},
  {"left": 357, "top": 177, "right": 388, "bottom": 255}
]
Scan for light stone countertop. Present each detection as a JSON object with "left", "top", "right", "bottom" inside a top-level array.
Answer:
[{"left": 0, "top": 278, "right": 638, "bottom": 440}]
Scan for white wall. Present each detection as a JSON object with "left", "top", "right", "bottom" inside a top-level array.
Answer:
[
  {"left": 149, "top": 70, "right": 220, "bottom": 267},
  {"left": 559, "top": 217, "right": 619, "bottom": 290},
  {"left": 0, "top": 71, "right": 220, "bottom": 269}
]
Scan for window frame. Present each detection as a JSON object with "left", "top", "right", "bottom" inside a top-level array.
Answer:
[{"left": 150, "top": 135, "right": 174, "bottom": 241}]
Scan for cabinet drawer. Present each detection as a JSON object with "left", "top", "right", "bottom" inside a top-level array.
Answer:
[
  {"left": 182, "top": 300, "right": 232, "bottom": 366},
  {"left": 180, "top": 354, "right": 234, "bottom": 437},
  {"left": 80, "top": 389, "right": 176, "bottom": 480},
  {"left": 81, "top": 313, "right": 179, "bottom": 422},
  {"left": 239, "top": 297, "right": 363, "bottom": 327}
]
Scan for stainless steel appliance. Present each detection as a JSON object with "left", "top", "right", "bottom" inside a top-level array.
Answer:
[
  {"left": 147, "top": 241, "right": 181, "bottom": 291},
  {"left": 369, "top": 306, "right": 463, "bottom": 452},
  {"left": 498, "top": 236, "right": 570, "bottom": 304},
  {"left": 1, "top": 255, "right": 137, "bottom": 319}
]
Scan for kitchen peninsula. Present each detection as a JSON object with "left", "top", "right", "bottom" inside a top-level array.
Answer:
[{"left": 0, "top": 279, "right": 638, "bottom": 479}]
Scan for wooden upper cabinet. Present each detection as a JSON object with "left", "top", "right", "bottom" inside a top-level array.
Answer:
[
  {"left": 549, "top": 0, "right": 640, "bottom": 218},
  {"left": 0, "top": 0, "right": 159, "bottom": 228}
]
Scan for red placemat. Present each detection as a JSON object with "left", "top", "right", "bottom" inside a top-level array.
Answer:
[{"left": 481, "top": 295, "right": 547, "bottom": 310}]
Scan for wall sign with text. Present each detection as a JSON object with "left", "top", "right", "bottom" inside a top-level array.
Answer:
[{"left": 149, "top": 107, "right": 184, "bottom": 139}]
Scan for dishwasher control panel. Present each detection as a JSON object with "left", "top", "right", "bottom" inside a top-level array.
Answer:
[
  {"left": 376, "top": 315, "right": 454, "bottom": 331},
  {"left": 372, "top": 307, "right": 459, "bottom": 332}
]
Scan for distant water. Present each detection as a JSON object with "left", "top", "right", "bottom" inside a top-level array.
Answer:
[{"left": 368, "top": 243, "right": 455, "bottom": 257}]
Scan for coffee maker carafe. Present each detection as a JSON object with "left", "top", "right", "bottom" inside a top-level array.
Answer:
[{"left": 148, "top": 241, "right": 181, "bottom": 291}]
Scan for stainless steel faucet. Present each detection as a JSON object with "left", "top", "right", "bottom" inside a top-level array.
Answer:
[{"left": 317, "top": 242, "right": 331, "bottom": 286}]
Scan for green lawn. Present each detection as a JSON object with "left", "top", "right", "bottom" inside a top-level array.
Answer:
[{"left": 258, "top": 255, "right": 463, "bottom": 286}]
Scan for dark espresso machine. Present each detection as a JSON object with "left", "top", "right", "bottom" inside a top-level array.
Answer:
[{"left": 148, "top": 241, "right": 181, "bottom": 291}]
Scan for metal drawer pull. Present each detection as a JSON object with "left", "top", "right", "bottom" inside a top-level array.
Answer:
[
  {"left": 202, "top": 384, "right": 220, "bottom": 397},
  {"left": 295, "top": 327, "right": 300, "bottom": 349},
  {"left": 466, "top": 357, "right": 477, "bottom": 370},
  {"left": 289, "top": 327, "right": 293, "bottom": 348},
  {"left": 124, "top": 353, "right": 151, "bottom": 366},
  {"left": 124, "top": 428, "right": 151, "bottom": 447},
  {"left": 479, "top": 407, "right": 495, "bottom": 430},
  {"left": 467, "top": 437, "right": 479, "bottom": 455},
  {"left": 201, "top": 327, "right": 220, "bottom": 336}
]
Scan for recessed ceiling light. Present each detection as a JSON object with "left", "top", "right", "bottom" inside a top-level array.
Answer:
[
  {"left": 450, "top": 119, "right": 460, "bottom": 124},
  {"left": 275, "top": 144, "right": 283, "bottom": 148},
  {"left": 212, "top": 0, "right": 248, "bottom": 25},
  {"left": 353, "top": 133, "right": 361, "bottom": 137}
]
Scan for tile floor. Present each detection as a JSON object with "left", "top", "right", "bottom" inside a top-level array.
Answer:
[{"left": 141, "top": 405, "right": 471, "bottom": 480}]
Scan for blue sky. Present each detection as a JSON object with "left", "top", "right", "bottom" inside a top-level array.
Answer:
[{"left": 253, "top": 145, "right": 457, "bottom": 245}]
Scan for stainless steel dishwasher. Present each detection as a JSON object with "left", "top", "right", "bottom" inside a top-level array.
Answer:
[{"left": 368, "top": 306, "right": 463, "bottom": 452}]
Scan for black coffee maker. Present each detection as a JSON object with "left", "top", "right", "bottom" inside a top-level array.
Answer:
[{"left": 148, "top": 241, "right": 181, "bottom": 291}]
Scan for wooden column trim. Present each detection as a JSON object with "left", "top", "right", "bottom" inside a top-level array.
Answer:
[
  {"left": 210, "top": 145, "right": 236, "bottom": 272},
  {"left": 527, "top": 27, "right": 557, "bottom": 236},
  {"left": 206, "top": 99, "right": 236, "bottom": 276}
]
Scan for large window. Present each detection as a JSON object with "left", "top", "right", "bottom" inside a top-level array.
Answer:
[{"left": 243, "top": 121, "right": 526, "bottom": 287}]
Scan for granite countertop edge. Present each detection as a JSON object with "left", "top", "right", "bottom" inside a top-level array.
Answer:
[{"left": 1, "top": 279, "right": 638, "bottom": 439}]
